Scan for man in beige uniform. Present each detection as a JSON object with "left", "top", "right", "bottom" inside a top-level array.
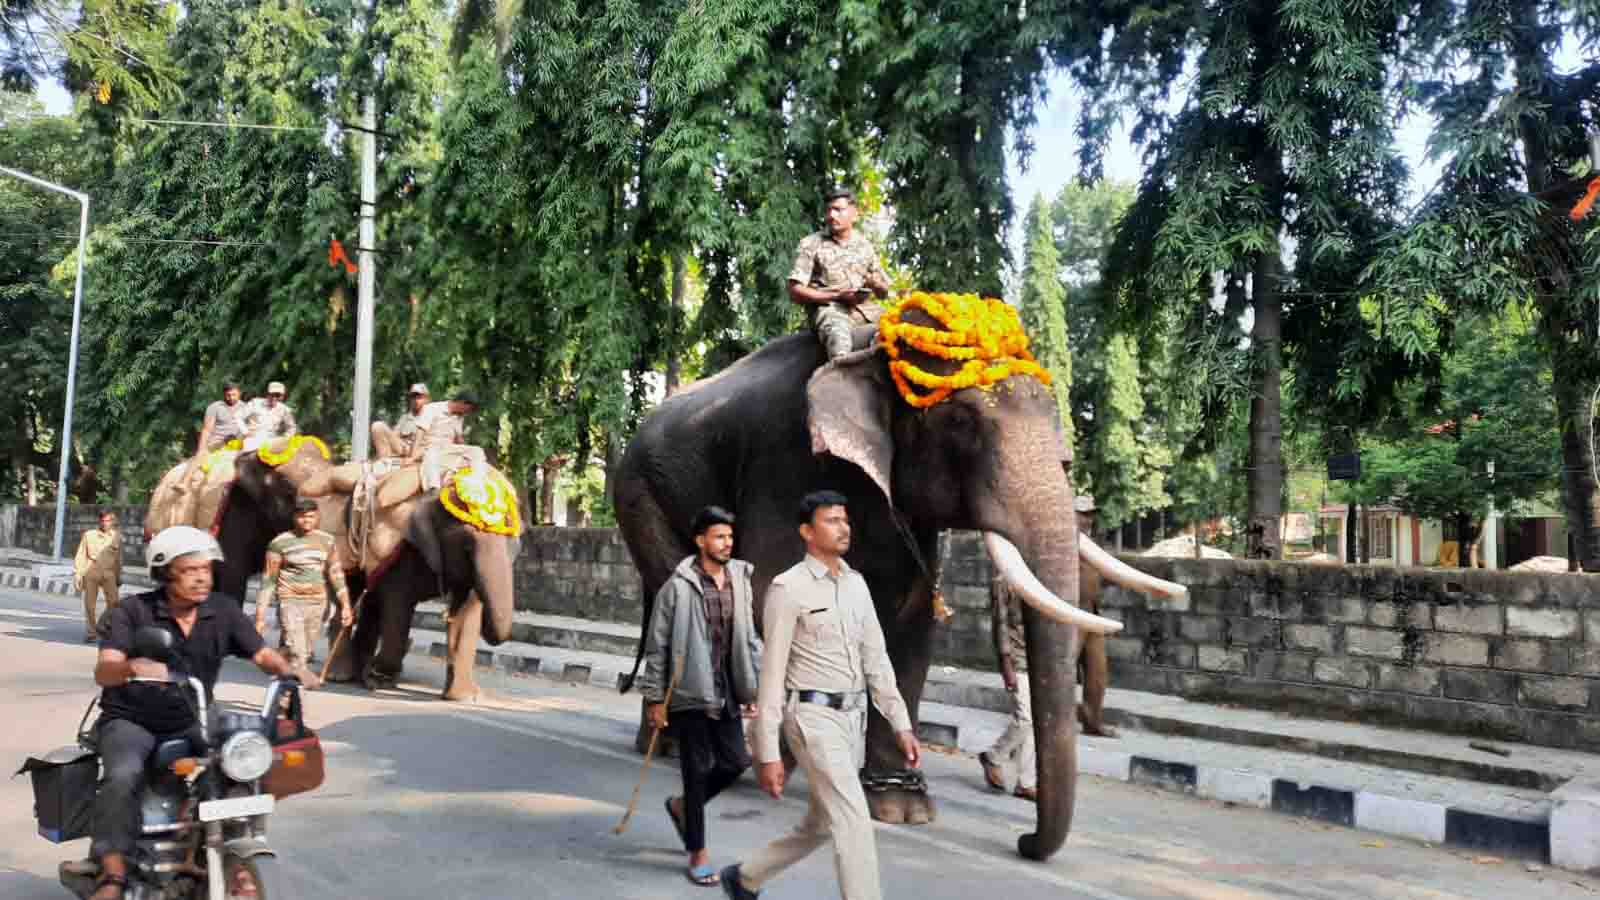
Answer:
[
  {"left": 73, "top": 510, "right": 122, "bottom": 642},
  {"left": 787, "top": 188, "right": 893, "bottom": 361},
  {"left": 722, "top": 490, "right": 920, "bottom": 900}
]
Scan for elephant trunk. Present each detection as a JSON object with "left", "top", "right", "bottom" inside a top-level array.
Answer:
[
  {"left": 983, "top": 502, "right": 1082, "bottom": 860},
  {"left": 473, "top": 534, "right": 516, "bottom": 645}
]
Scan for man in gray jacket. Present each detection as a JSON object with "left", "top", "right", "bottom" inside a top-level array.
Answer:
[{"left": 640, "top": 505, "right": 762, "bottom": 887}]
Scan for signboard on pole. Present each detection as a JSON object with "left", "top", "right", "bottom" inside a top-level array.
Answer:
[{"left": 1327, "top": 453, "right": 1361, "bottom": 481}]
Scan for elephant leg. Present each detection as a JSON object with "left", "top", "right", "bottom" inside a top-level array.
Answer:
[
  {"left": 1076, "top": 633, "right": 1117, "bottom": 738},
  {"left": 366, "top": 583, "right": 414, "bottom": 690},
  {"left": 441, "top": 593, "right": 483, "bottom": 702},
  {"left": 863, "top": 583, "right": 936, "bottom": 826}
]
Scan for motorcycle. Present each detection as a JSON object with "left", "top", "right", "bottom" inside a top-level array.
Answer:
[{"left": 37, "top": 625, "right": 324, "bottom": 900}]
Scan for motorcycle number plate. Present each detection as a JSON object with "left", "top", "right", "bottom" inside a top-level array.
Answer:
[{"left": 198, "top": 794, "right": 275, "bottom": 822}]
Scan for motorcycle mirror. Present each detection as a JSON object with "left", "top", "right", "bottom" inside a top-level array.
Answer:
[{"left": 132, "top": 626, "right": 176, "bottom": 662}]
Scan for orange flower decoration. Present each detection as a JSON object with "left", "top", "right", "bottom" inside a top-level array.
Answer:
[{"left": 877, "top": 292, "right": 1051, "bottom": 408}]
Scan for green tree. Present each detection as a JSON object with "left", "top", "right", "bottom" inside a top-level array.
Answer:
[
  {"left": 1364, "top": 1, "right": 1600, "bottom": 569},
  {"left": 1, "top": 0, "right": 175, "bottom": 109},
  {"left": 1068, "top": 0, "right": 1416, "bottom": 558},
  {"left": 1018, "top": 193, "right": 1071, "bottom": 438},
  {"left": 1079, "top": 329, "right": 1169, "bottom": 536}
]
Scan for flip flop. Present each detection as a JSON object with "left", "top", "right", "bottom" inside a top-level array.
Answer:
[
  {"left": 665, "top": 796, "right": 689, "bottom": 847},
  {"left": 686, "top": 863, "right": 720, "bottom": 886}
]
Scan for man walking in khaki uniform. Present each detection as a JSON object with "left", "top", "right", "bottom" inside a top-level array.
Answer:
[
  {"left": 73, "top": 510, "right": 121, "bottom": 642},
  {"left": 722, "top": 490, "right": 920, "bottom": 900}
]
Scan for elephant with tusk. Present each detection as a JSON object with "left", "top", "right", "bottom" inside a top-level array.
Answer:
[{"left": 614, "top": 299, "right": 1187, "bottom": 862}]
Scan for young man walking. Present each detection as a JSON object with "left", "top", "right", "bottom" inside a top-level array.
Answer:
[
  {"left": 640, "top": 506, "right": 761, "bottom": 886},
  {"left": 722, "top": 490, "right": 920, "bottom": 900},
  {"left": 254, "top": 498, "right": 352, "bottom": 674},
  {"left": 73, "top": 510, "right": 122, "bottom": 642}
]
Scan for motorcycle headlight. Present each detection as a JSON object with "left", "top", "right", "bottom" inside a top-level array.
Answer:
[{"left": 220, "top": 732, "right": 274, "bottom": 782}]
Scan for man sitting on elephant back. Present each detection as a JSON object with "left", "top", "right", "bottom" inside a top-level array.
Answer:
[
  {"left": 177, "top": 382, "right": 247, "bottom": 496},
  {"left": 787, "top": 188, "right": 892, "bottom": 361},
  {"left": 371, "top": 382, "right": 429, "bottom": 459},
  {"left": 254, "top": 498, "right": 352, "bottom": 676},
  {"left": 241, "top": 381, "right": 297, "bottom": 451}
]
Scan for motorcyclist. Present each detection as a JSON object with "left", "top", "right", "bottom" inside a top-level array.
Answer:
[{"left": 87, "top": 526, "right": 320, "bottom": 900}]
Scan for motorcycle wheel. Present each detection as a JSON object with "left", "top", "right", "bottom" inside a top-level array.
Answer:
[{"left": 217, "top": 854, "right": 286, "bottom": 899}]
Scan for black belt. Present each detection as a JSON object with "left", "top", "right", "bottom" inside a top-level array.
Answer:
[{"left": 793, "top": 690, "right": 865, "bottom": 710}]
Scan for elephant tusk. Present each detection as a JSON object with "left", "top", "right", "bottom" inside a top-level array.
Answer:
[
  {"left": 982, "top": 532, "right": 1124, "bottom": 635},
  {"left": 1078, "top": 533, "right": 1189, "bottom": 601}
]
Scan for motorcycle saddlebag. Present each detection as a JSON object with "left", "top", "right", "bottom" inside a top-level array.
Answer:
[
  {"left": 17, "top": 746, "right": 98, "bottom": 843},
  {"left": 262, "top": 723, "right": 324, "bottom": 799}
]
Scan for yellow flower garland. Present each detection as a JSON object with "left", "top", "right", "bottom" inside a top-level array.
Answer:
[
  {"left": 257, "top": 434, "right": 332, "bottom": 467},
  {"left": 877, "top": 292, "right": 1052, "bottom": 408},
  {"left": 440, "top": 467, "right": 521, "bottom": 536},
  {"left": 199, "top": 440, "right": 243, "bottom": 473}
]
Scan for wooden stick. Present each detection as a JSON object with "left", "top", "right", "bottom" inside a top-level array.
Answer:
[
  {"left": 318, "top": 592, "right": 365, "bottom": 683},
  {"left": 613, "top": 655, "right": 684, "bottom": 835}
]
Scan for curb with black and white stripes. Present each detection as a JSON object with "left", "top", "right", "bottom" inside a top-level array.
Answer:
[
  {"left": 1, "top": 570, "right": 144, "bottom": 597},
  {"left": 1078, "top": 745, "right": 1552, "bottom": 862}
]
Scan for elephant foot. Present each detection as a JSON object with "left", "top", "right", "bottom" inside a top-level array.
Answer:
[
  {"left": 866, "top": 788, "right": 936, "bottom": 825},
  {"left": 440, "top": 664, "right": 481, "bottom": 703},
  {"left": 1078, "top": 706, "right": 1118, "bottom": 738},
  {"left": 363, "top": 664, "right": 399, "bottom": 692}
]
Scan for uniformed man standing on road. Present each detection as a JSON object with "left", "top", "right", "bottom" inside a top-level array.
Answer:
[
  {"left": 787, "top": 188, "right": 893, "bottom": 361},
  {"left": 254, "top": 498, "right": 351, "bottom": 676},
  {"left": 73, "top": 510, "right": 122, "bottom": 643},
  {"left": 721, "top": 490, "right": 920, "bottom": 900}
]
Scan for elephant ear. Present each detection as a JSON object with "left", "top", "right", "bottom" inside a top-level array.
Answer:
[
  {"left": 405, "top": 491, "right": 446, "bottom": 575},
  {"left": 806, "top": 352, "right": 895, "bottom": 505}
]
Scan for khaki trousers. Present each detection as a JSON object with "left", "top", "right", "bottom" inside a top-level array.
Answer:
[
  {"left": 985, "top": 676, "right": 1035, "bottom": 790},
  {"left": 82, "top": 571, "right": 119, "bottom": 637},
  {"left": 278, "top": 597, "right": 328, "bottom": 669},
  {"left": 742, "top": 701, "right": 881, "bottom": 900}
]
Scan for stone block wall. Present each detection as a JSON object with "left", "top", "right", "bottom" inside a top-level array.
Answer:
[
  {"left": 1096, "top": 557, "right": 1600, "bottom": 752},
  {"left": 7, "top": 503, "right": 149, "bottom": 563}
]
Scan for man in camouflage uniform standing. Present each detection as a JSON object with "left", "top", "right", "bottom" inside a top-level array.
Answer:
[
  {"left": 255, "top": 498, "right": 351, "bottom": 676},
  {"left": 787, "top": 188, "right": 892, "bottom": 361}
]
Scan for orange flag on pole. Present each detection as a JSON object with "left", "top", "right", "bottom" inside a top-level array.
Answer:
[{"left": 328, "top": 236, "right": 357, "bottom": 274}]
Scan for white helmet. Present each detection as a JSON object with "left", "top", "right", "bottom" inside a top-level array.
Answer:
[{"left": 146, "top": 525, "right": 224, "bottom": 578}]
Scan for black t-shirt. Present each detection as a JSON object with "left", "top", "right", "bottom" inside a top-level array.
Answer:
[{"left": 98, "top": 590, "right": 266, "bottom": 734}]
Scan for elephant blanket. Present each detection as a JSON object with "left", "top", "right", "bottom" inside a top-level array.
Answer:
[
  {"left": 145, "top": 448, "right": 242, "bottom": 538},
  {"left": 335, "top": 459, "right": 518, "bottom": 581}
]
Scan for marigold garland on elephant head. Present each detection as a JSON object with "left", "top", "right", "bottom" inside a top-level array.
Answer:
[{"left": 877, "top": 292, "right": 1052, "bottom": 409}]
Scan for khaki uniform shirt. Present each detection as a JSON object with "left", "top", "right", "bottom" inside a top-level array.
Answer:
[
  {"left": 244, "top": 398, "right": 297, "bottom": 444},
  {"left": 74, "top": 528, "right": 120, "bottom": 583},
  {"left": 394, "top": 411, "right": 421, "bottom": 454},
  {"left": 788, "top": 229, "right": 887, "bottom": 293},
  {"left": 412, "top": 401, "right": 465, "bottom": 456},
  {"left": 753, "top": 555, "right": 912, "bottom": 764}
]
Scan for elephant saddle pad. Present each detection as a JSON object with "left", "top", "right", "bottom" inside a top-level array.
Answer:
[{"left": 145, "top": 451, "right": 240, "bottom": 537}]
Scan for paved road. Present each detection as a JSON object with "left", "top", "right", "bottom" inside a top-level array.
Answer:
[{"left": 2, "top": 585, "right": 1593, "bottom": 900}]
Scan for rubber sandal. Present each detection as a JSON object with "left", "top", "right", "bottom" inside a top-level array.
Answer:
[
  {"left": 686, "top": 863, "right": 720, "bottom": 886},
  {"left": 665, "top": 796, "right": 689, "bottom": 847}
]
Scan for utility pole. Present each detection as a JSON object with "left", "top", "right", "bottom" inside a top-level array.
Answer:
[
  {"left": 0, "top": 166, "right": 88, "bottom": 559},
  {"left": 351, "top": 95, "right": 377, "bottom": 462}
]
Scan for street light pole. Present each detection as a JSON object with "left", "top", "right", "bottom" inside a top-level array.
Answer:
[
  {"left": 351, "top": 95, "right": 376, "bottom": 462},
  {"left": 0, "top": 166, "right": 89, "bottom": 560}
]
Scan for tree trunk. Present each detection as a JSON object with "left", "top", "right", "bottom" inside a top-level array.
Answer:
[
  {"left": 665, "top": 253, "right": 687, "bottom": 397},
  {"left": 1550, "top": 359, "right": 1600, "bottom": 570},
  {"left": 1346, "top": 503, "right": 1357, "bottom": 563},
  {"left": 1246, "top": 252, "right": 1285, "bottom": 560},
  {"left": 1360, "top": 505, "right": 1371, "bottom": 564},
  {"left": 539, "top": 455, "right": 566, "bottom": 526}
]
